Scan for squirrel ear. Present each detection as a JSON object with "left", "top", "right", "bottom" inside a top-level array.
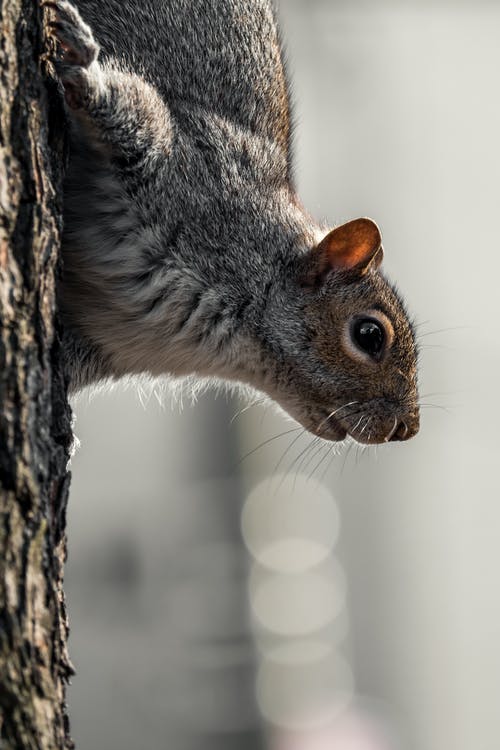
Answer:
[{"left": 305, "top": 218, "right": 383, "bottom": 284}]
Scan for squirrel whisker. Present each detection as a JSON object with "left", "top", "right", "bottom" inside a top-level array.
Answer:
[
  {"left": 272, "top": 427, "right": 309, "bottom": 481},
  {"left": 236, "top": 426, "right": 301, "bottom": 466},
  {"left": 308, "top": 442, "right": 334, "bottom": 481},
  {"left": 316, "top": 400, "right": 360, "bottom": 435}
]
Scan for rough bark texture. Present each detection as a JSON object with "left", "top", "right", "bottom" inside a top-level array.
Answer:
[{"left": 0, "top": 1, "right": 73, "bottom": 748}]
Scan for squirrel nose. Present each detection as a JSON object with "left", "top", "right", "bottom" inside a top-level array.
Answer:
[{"left": 389, "top": 414, "right": 419, "bottom": 441}]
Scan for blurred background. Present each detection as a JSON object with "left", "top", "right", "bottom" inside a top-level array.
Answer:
[{"left": 66, "top": 1, "right": 500, "bottom": 749}]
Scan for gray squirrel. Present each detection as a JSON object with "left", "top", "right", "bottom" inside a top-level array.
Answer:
[{"left": 43, "top": 0, "right": 420, "bottom": 444}]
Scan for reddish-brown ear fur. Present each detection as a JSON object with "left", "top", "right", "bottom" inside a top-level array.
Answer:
[{"left": 304, "top": 218, "right": 383, "bottom": 285}]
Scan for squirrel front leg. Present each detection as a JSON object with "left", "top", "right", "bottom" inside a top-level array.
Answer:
[
  {"left": 43, "top": 1, "right": 176, "bottom": 389},
  {"left": 44, "top": 0, "right": 173, "bottom": 182}
]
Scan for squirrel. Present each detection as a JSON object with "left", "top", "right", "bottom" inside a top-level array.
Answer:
[{"left": 43, "top": 0, "right": 420, "bottom": 445}]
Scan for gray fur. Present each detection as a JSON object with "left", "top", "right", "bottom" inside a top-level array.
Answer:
[{"left": 47, "top": 0, "right": 420, "bottom": 443}]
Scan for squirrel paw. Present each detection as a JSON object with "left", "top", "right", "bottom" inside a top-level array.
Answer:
[{"left": 43, "top": 0, "right": 100, "bottom": 109}]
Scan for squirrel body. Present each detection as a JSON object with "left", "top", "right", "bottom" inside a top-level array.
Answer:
[{"left": 45, "top": 0, "right": 420, "bottom": 444}]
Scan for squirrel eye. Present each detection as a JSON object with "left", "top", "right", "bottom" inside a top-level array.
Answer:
[{"left": 351, "top": 318, "right": 385, "bottom": 359}]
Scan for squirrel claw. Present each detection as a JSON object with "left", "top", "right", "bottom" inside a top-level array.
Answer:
[{"left": 44, "top": 0, "right": 99, "bottom": 70}]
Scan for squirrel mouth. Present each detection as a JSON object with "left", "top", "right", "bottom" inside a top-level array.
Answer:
[
  {"left": 317, "top": 411, "right": 373, "bottom": 444},
  {"left": 345, "top": 415, "right": 418, "bottom": 444},
  {"left": 302, "top": 401, "right": 418, "bottom": 445},
  {"left": 314, "top": 403, "right": 419, "bottom": 445},
  {"left": 322, "top": 417, "right": 375, "bottom": 445}
]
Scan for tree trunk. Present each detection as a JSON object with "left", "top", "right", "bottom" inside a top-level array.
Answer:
[{"left": 0, "top": 1, "right": 74, "bottom": 748}]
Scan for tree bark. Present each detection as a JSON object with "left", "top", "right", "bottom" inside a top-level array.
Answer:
[{"left": 0, "top": 1, "right": 73, "bottom": 748}]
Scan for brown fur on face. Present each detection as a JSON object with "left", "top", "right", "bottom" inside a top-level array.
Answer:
[{"left": 301, "top": 267, "right": 419, "bottom": 444}]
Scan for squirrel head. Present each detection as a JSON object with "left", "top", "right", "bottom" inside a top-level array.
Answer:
[{"left": 256, "top": 218, "right": 419, "bottom": 445}]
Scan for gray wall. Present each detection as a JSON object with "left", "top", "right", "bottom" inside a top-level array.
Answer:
[{"left": 67, "top": 2, "right": 500, "bottom": 749}]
